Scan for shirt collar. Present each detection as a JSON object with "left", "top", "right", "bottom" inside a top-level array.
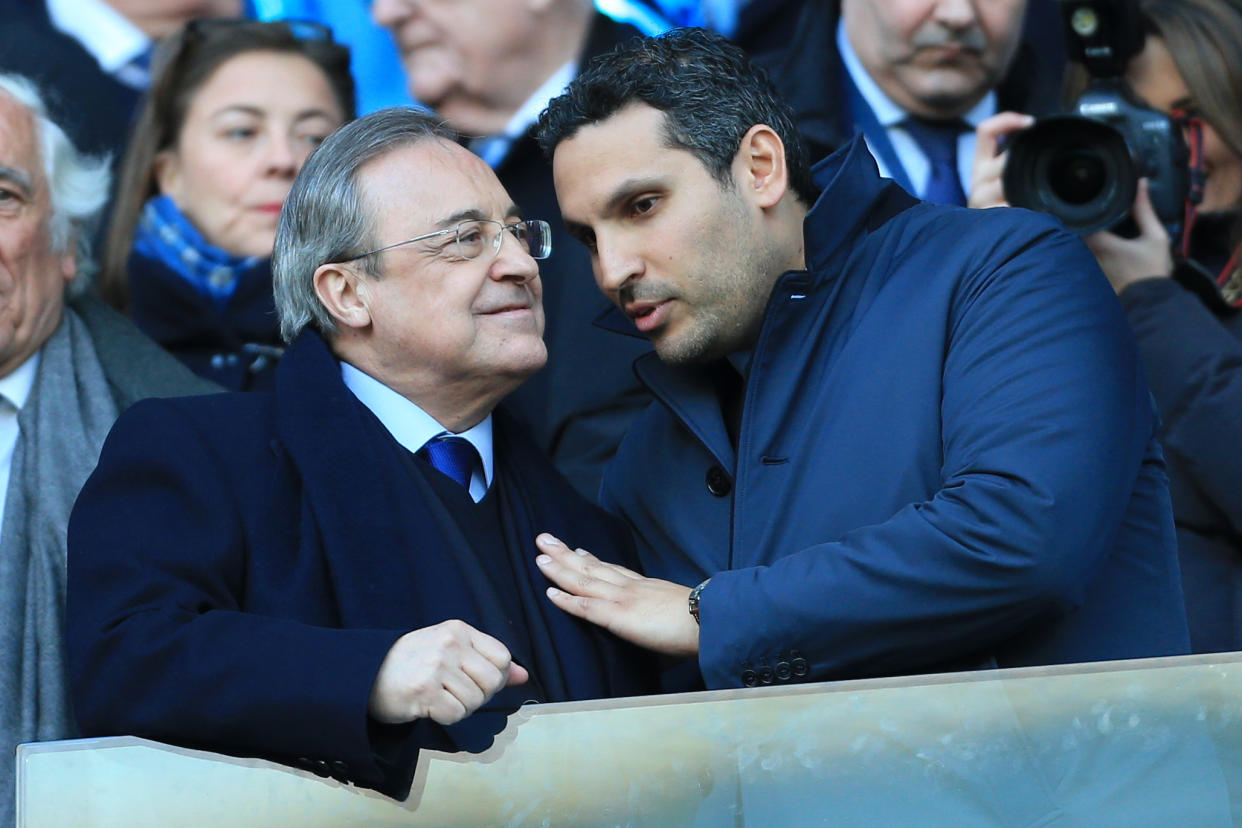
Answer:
[
  {"left": 340, "top": 361, "right": 494, "bottom": 487},
  {"left": 499, "top": 60, "right": 578, "bottom": 142},
  {"left": 0, "top": 350, "right": 41, "bottom": 412},
  {"left": 837, "top": 19, "right": 996, "bottom": 129},
  {"left": 47, "top": 0, "right": 150, "bottom": 73},
  {"left": 469, "top": 60, "right": 578, "bottom": 168}
]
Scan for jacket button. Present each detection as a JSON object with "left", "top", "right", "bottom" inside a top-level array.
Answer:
[
  {"left": 705, "top": 466, "right": 732, "bottom": 497},
  {"left": 791, "top": 657, "right": 809, "bottom": 677},
  {"left": 775, "top": 661, "right": 792, "bottom": 681},
  {"left": 741, "top": 669, "right": 757, "bottom": 687},
  {"left": 758, "top": 667, "right": 774, "bottom": 685},
  {"left": 330, "top": 760, "right": 349, "bottom": 776}
]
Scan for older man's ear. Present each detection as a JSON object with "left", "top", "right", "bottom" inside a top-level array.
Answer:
[
  {"left": 59, "top": 229, "right": 78, "bottom": 286},
  {"left": 313, "top": 263, "right": 373, "bottom": 331}
]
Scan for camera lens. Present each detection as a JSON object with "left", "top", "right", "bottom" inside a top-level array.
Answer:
[
  {"left": 1047, "top": 148, "right": 1106, "bottom": 206},
  {"left": 1003, "top": 116, "right": 1136, "bottom": 234}
]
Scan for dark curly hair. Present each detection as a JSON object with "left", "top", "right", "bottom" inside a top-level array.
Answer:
[{"left": 536, "top": 27, "right": 818, "bottom": 207}]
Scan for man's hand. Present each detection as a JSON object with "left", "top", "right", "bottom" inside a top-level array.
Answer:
[
  {"left": 968, "top": 111, "right": 1035, "bottom": 209},
  {"left": 1085, "top": 178, "right": 1174, "bottom": 295},
  {"left": 368, "top": 620, "right": 528, "bottom": 725},
  {"left": 534, "top": 533, "right": 699, "bottom": 658}
]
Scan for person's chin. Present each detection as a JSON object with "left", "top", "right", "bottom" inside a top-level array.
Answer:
[{"left": 495, "top": 339, "right": 548, "bottom": 379}]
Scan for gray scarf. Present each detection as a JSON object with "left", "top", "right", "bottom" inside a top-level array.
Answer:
[{"left": 0, "top": 307, "right": 117, "bottom": 819}]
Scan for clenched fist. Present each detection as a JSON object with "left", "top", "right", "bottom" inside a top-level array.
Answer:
[{"left": 368, "top": 620, "right": 528, "bottom": 725}]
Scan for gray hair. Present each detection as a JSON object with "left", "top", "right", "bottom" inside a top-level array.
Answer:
[
  {"left": 273, "top": 106, "right": 456, "bottom": 342},
  {"left": 0, "top": 74, "right": 111, "bottom": 295}
]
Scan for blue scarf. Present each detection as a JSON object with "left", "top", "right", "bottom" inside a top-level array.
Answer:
[{"left": 132, "top": 195, "right": 265, "bottom": 309}]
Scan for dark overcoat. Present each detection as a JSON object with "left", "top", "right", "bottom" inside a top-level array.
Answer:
[{"left": 67, "top": 330, "right": 652, "bottom": 798}]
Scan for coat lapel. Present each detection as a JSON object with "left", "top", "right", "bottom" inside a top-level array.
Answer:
[
  {"left": 634, "top": 353, "right": 737, "bottom": 470},
  {"left": 273, "top": 331, "right": 489, "bottom": 633}
]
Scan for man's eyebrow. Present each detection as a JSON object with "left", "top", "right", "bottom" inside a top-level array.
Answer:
[
  {"left": 0, "top": 165, "right": 33, "bottom": 196},
  {"left": 563, "top": 219, "right": 592, "bottom": 240},
  {"left": 434, "top": 203, "right": 523, "bottom": 229},
  {"left": 602, "top": 176, "right": 666, "bottom": 214}
]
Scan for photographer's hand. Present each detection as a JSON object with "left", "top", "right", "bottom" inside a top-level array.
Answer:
[
  {"left": 1085, "top": 179, "right": 1174, "bottom": 295},
  {"left": 968, "top": 112, "right": 1035, "bottom": 209}
]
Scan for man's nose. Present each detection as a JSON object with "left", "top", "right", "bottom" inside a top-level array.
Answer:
[
  {"left": 372, "top": 0, "right": 412, "bottom": 28},
  {"left": 932, "top": 0, "right": 980, "bottom": 29},
  {"left": 594, "top": 238, "right": 641, "bottom": 294},
  {"left": 490, "top": 231, "right": 539, "bottom": 284}
]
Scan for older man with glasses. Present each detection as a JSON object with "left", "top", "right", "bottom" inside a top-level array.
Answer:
[{"left": 65, "top": 107, "right": 653, "bottom": 801}]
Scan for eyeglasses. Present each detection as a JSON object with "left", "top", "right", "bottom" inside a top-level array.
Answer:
[{"left": 343, "top": 219, "right": 553, "bottom": 263}]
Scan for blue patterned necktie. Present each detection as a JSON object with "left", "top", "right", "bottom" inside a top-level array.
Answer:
[
  {"left": 419, "top": 434, "right": 479, "bottom": 491},
  {"left": 902, "top": 118, "right": 969, "bottom": 206}
]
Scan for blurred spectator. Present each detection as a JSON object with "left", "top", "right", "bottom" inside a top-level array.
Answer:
[
  {"left": 0, "top": 72, "right": 215, "bottom": 824},
  {"left": 0, "top": 0, "right": 242, "bottom": 167},
  {"left": 98, "top": 20, "right": 355, "bottom": 390},
  {"left": 976, "top": 0, "right": 1242, "bottom": 653},
  {"left": 728, "top": 0, "right": 808, "bottom": 56},
  {"left": 374, "top": 0, "right": 658, "bottom": 500},
  {"left": 762, "top": 0, "right": 1061, "bottom": 205},
  {"left": 619, "top": 0, "right": 807, "bottom": 55},
  {"left": 249, "top": 0, "right": 417, "bottom": 113}
]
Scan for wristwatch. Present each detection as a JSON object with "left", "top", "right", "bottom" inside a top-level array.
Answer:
[{"left": 688, "top": 578, "right": 711, "bottom": 625}]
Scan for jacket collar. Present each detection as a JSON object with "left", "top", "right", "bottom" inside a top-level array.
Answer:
[
  {"left": 804, "top": 133, "right": 906, "bottom": 275},
  {"left": 628, "top": 136, "right": 916, "bottom": 467}
]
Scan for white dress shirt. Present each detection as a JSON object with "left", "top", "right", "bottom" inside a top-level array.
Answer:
[
  {"left": 470, "top": 60, "right": 578, "bottom": 168},
  {"left": 47, "top": 0, "right": 151, "bottom": 87},
  {"left": 0, "top": 352, "right": 41, "bottom": 534},
  {"left": 341, "top": 362, "right": 494, "bottom": 503},
  {"left": 837, "top": 19, "right": 995, "bottom": 197}
]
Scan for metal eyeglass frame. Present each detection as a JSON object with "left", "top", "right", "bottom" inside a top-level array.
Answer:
[{"left": 339, "top": 219, "right": 552, "bottom": 263}]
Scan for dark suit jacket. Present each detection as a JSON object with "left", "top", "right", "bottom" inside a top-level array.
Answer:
[
  {"left": 495, "top": 12, "right": 654, "bottom": 501},
  {"left": 763, "top": 0, "right": 1064, "bottom": 169},
  {"left": 0, "top": 0, "right": 141, "bottom": 165},
  {"left": 66, "top": 329, "right": 652, "bottom": 799}
]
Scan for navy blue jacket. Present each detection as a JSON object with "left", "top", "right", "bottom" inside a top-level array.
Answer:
[
  {"left": 66, "top": 330, "right": 652, "bottom": 798},
  {"left": 602, "top": 138, "right": 1190, "bottom": 691}
]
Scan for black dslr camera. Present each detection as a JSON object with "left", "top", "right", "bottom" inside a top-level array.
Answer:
[{"left": 1003, "top": 0, "right": 1188, "bottom": 235}]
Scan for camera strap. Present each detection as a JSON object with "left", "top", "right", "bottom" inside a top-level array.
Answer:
[
  {"left": 1171, "top": 112, "right": 1241, "bottom": 307},
  {"left": 1174, "top": 110, "right": 1207, "bottom": 257}
]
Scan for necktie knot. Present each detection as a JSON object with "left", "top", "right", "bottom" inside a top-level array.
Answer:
[
  {"left": 902, "top": 118, "right": 966, "bottom": 164},
  {"left": 419, "top": 434, "right": 479, "bottom": 491},
  {"left": 901, "top": 117, "right": 969, "bottom": 206}
]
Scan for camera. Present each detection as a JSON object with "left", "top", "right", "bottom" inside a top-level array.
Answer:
[{"left": 1003, "top": 0, "right": 1188, "bottom": 236}]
